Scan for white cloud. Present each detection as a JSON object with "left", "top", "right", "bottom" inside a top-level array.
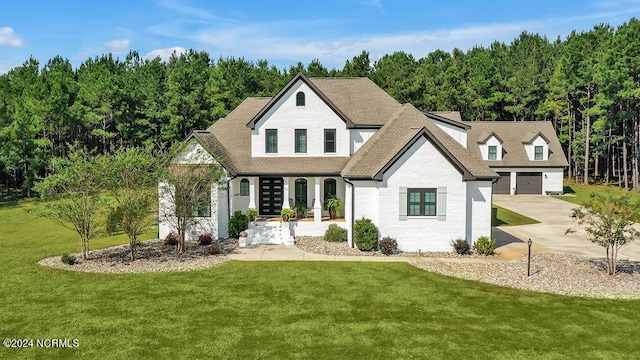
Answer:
[
  {"left": 147, "top": 0, "right": 640, "bottom": 69},
  {"left": 0, "top": 27, "right": 23, "bottom": 47},
  {"left": 104, "top": 39, "right": 131, "bottom": 54},
  {"left": 144, "top": 46, "right": 187, "bottom": 61},
  {"left": 363, "top": 0, "right": 383, "bottom": 9},
  {"left": 0, "top": 63, "right": 18, "bottom": 74}
]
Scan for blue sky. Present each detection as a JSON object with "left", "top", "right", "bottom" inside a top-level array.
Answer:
[{"left": 1, "top": 0, "right": 639, "bottom": 74}]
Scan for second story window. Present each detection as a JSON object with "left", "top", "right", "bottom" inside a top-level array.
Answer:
[
  {"left": 296, "top": 91, "right": 305, "bottom": 106},
  {"left": 266, "top": 129, "right": 278, "bottom": 153},
  {"left": 534, "top": 146, "right": 543, "bottom": 160},
  {"left": 295, "top": 129, "right": 307, "bottom": 153},
  {"left": 324, "top": 129, "right": 336, "bottom": 153},
  {"left": 488, "top": 145, "right": 497, "bottom": 160}
]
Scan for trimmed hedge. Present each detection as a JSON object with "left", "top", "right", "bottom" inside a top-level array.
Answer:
[
  {"left": 324, "top": 224, "right": 348, "bottom": 242},
  {"left": 354, "top": 218, "right": 378, "bottom": 251}
]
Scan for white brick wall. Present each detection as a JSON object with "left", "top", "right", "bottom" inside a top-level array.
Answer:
[
  {"left": 351, "top": 136, "right": 474, "bottom": 252},
  {"left": 251, "top": 81, "right": 350, "bottom": 157},
  {"left": 434, "top": 121, "right": 468, "bottom": 148}
]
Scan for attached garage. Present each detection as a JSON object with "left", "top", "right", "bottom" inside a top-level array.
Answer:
[
  {"left": 516, "top": 172, "right": 542, "bottom": 194},
  {"left": 493, "top": 172, "right": 511, "bottom": 194}
]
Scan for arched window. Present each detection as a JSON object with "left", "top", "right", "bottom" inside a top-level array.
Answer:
[
  {"left": 324, "top": 178, "right": 336, "bottom": 203},
  {"left": 295, "top": 178, "right": 307, "bottom": 206},
  {"left": 240, "top": 178, "right": 249, "bottom": 196},
  {"left": 296, "top": 91, "right": 305, "bottom": 106}
]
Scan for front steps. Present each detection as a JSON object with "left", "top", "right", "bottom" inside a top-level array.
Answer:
[{"left": 239, "top": 221, "right": 295, "bottom": 247}]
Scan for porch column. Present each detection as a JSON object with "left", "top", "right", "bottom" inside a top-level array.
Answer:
[
  {"left": 248, "top": 177, "right": 256, "bottom": 210},
  {"left": 314, "top": 177, "right": 321, "bottom": 223},
  {"left": 282, "top": 177, "right": 290, "bottom": 209},
  {"left": 228, "top": 179, "right": 235, "bottom": 215},
  {"left": 345, "top": 180, "right": 354, "bottom": 248}
]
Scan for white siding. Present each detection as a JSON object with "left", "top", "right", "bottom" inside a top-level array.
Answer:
[
  {"left": 350, "top": 129, "right": 378, "bottom": 154},
  {"left": 465, "top": 181, "right": 493, "bottom": 246},
  {"left": 251, "top": 81, "right": 349, "bottom": 157},
  {"left": 478, "top": 136, "right": 502, "bottom": 161},
  {"left": 433, "top": 121, "right": 468, "bottom": 148},
  {"left": 494, "top": 167, "right": 564, "bottom": 195},
  {"left": 159, "top": 142, "right": 225, "bottom": 240},
  {"left": 524, "top": 135, "right": 549, "bottom": 161},
  {"left": 376, "top": 136, "right": 468, "bottom": 252},
  {"left": 174, "top": 141, "right": 215, "bottom": 164},
  {"left": 158, "top": 181, "right": 221, "bottom": 240}
]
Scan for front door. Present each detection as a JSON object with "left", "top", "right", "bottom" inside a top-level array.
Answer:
[{"left": 259, "top": 177, "right": 283, "bottom": 215}]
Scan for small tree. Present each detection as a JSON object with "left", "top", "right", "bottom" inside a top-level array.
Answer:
[
  {"left": 572, "top": 190, "right": 640, "bottom": 275},
  {"left": 95, "top": 148, "right": 159, "bottom": 260},
  {"left": 159, "top": 141, "right": 224, "bottom": 254},
  {"left": 34, "top": 149, "right": 104, "bottom": 260}
]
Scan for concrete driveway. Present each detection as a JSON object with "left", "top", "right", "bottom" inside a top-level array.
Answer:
[{"left": 492, "top": 194, "right": 640, "bottom": 261}]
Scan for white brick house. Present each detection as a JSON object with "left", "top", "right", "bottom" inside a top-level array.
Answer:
[{"left": 159, "top": 73, "right": 564, "bottom": 252}]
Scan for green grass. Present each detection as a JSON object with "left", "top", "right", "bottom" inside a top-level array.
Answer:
[
  {"left": 553, "top": 182, "right": 630, "bottom": 205},
  {"left": 2, "top": 200, "right": 640, "bottom": 359},
  {"left": 492, "top": 205, "right": 539, "bottom": 226}
]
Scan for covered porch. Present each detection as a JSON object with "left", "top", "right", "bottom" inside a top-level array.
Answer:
[{"left": 229, "top": 175, "right": 347, "bottom": 222}]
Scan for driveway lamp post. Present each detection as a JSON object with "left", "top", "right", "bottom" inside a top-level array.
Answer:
[{"left": 527, "top": 238, "right": 533, "bottom": 277}]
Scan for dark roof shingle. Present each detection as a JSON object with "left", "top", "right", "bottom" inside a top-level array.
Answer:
[{"left": 463, "top": 121, "right": 569, "bottom": 168}]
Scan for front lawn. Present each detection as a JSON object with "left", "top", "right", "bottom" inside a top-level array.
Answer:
[
  {"left": 1, "top": 200, "right": 640, "bottom": 359},
  {"left": 553, "top": 182, "right": 629, "bottom": 205},
  {"left": 492, "top": 205, "right": 539, "bottom": 226}
]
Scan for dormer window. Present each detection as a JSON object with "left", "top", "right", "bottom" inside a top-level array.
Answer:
[
  {"left": 296, "top": 91, "right": 305, "bottom": 106},
  {"left": 488, "top": 146, "right": 497, "bottom": 160},
  {"left": 534, "top": 146, "right": 544, "bottom": 160}
]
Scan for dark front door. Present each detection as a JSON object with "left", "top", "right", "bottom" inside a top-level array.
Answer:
[{"left": 259, "top": 177, "right": 283, "bottom": 215}]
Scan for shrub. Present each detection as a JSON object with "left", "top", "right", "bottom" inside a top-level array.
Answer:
[
  {"left": 164, "top": 231, "right": 179, "bottom": 246},
  {"left": 198, "top": 233, "right": 213, "bottom": 245},
  {"left": 354, "top": 218, "right": 378, "bottom": 251},
  {"left": 247, "top": 208, "right": 258, "bottom": 221},
  {"left": 473, "top": 236, "right": 496, "bottom": 255},
  {"left": 452, "top": 239, "right": 470, "bottom": 255},
  {"left": 228, "top": 211, "right": 249, "bottom": 238},
  {"left": 207, "top": 244, "right": 222, "bottom": 255},
  {"left": 324, "top": 224, "right": 348, "bottom": 242},
  {"left": 379, "top": 236, "right": 398, "bottom": 255},
  {"left": 61, "top": 253, "right": 77, "bottom": 265}
]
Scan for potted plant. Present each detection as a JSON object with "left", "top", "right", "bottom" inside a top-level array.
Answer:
[
  {"left": 247, "top": 208, "right": 258, "bottom": 222},
  {"left": 280, "top": 208, "right": 294, "bottom": 222},
  {"left": 294, "top": 202, "right": 307, "bottom": 219},
  {"left": 323, "top": 196, "right": 343, "bottom": 219}
]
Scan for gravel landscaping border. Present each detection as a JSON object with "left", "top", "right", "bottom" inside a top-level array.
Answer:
[
  {"left": 413, "top": 253, "right": 640, "bottom": 299},
  {"left": 296, "top": 236, "right": 640, "bottom": 299},
  {"left": 295, "top": 236, "right": 497, "bottom": 258},
  {"left": 38, "top": 238, "right": 237, "bottom": 274}
]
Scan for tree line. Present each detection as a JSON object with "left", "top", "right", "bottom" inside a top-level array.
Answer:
[{"left": 1, "top": 17, "right": 639, "bottom": 195}]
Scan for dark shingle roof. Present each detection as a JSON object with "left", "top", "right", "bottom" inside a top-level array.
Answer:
[
  {"left": 342, "top": 104, "right": 497, "bottom": 180},
  {"left": 463, "top": 121, "right": 569, "bottom": 168},
  {"left": 192, "top": 75, "right": 498, "bottom": 181}
]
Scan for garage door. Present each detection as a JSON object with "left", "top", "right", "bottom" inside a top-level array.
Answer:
[
  {"left": 493, "top": 172, "right": 511, "bottom": 194},
  {"left": 516, "top": 172, "right": 542, "bottom": 194}
]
